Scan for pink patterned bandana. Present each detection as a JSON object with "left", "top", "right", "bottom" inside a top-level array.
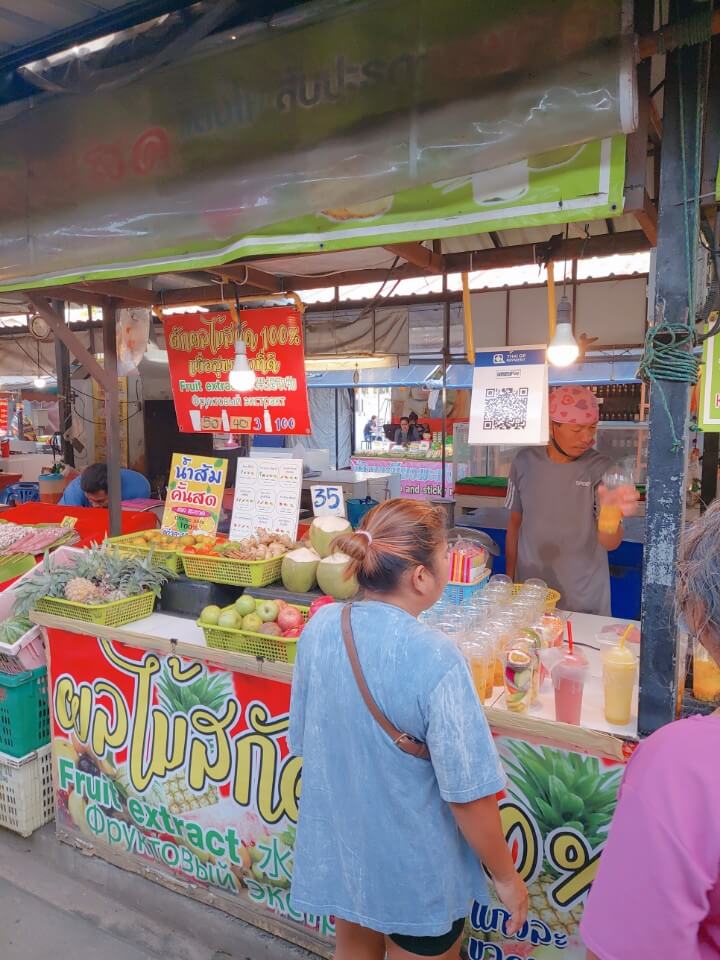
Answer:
[{"left": 549, "top": 385, "right": 599, "bottom": 425}]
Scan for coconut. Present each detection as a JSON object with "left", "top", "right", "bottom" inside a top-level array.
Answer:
[
  {"left": 316, "top": 552, "right": 359, "bottom": 601},
  {"left": 281, "top": 546, "right": 321, "bottom": 593},
  {"left": 309, "top": 516, "right": 353, "bottom": 558}
]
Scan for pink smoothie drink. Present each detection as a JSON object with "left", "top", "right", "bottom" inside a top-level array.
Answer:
[{"left": 551, "top": 651, "right": 589, "bottom": 725}]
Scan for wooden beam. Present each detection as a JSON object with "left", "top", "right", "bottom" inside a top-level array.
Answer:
[
  {"left": 71, "top": 281, "right": 156, "bottom": 305},
  {"left": 625, "top": 0, "right": 653, "bottom": 217},
  {"left": 701, "top": 35, "right": 720, "bottom": 205},
  {"left": 151, "top": 232, "right": 652, "bottom": 304},
  {"left": 384, "top": 243, "right": 443, "bottom": 273},
  {"left": 633, "top": 191, "right": 659, "bottom": 246},
  {"left": 648, "top": 101, "right": 663, "bottom": 147},
  {"left": 39, "top": 286, "right": 111, "bottom": 309},
  {"left": 26, "top": 296, "right": 112, "bottom": 391},
  {"left": 210, "top": 264, "right": 282, "bottom": 293},
  {"left": 637, "top": 8, "right": 720, "bottom": 60}
]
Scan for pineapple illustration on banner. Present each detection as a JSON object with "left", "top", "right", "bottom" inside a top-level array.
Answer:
[{"left": 466, "top": 738, "right": 623, "bottom": 959}]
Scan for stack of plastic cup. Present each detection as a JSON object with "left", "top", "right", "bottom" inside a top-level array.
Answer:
[{"left": 460, "top": 638, "right": 493, "bottom": 703}]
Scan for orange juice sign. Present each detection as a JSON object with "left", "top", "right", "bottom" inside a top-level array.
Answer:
[
  {"left": 164, "top": 308, "right": 311, "bottom": 435},
  {"left": 161, "top": 454, "right": 227, "bottom": 537}
]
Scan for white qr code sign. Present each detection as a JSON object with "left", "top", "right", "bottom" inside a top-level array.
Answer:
[{"left": 469, "top": 347, "right": 549, "bottom": 446}]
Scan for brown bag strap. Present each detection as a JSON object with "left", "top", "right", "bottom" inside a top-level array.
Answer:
[{"left": 341, "top": 603, "right": 430, "bottom": 761}]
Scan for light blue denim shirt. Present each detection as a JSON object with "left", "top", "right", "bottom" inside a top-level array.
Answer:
[{"left": 289, "top": 599, "right": 505, "bottom": 936}]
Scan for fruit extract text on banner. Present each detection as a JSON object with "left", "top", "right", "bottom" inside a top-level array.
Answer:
[
  {"left": 46, "top": 628, "right": 624, "bottom": 958},
  {"left": 469, "top": 346, "right": 549, "bottom": 446},
  {"left": 163, "top": 309, "right": 311, "bottom": 436}
]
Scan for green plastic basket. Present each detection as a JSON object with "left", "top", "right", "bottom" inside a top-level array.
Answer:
[
  {"left": 181, "top": 553, "right": 283, "bottom": 587},
  {"left": 109, "top": 533, "right": 182, "bottom": 573},
  {"left": 34, "top": 591, "right": 156, "bottom": 627},
  {"left": 199, "top": 603, "right": 309, "bottom": 663},
  {"left": 0, "top": 668, "right": 50, "bottom": 758}
]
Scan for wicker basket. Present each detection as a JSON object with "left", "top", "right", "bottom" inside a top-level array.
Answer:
[
  {"left": 200, "top": 603, "right": 309, "bottom": 663},
  {"left": 511, "top": 583, "right": 562, "bottom": 612},
  {"left": 181, "top": 552, "right": 283, "bottom": 587},
  {"left": 34, "top": 590, "right": 156, "bottom": 627},
  {"left": 0, "top": 744, "right": 54, "bottom": 836},
  {"left": 109, "top": 533, "right": 182, "bottom": 573}
]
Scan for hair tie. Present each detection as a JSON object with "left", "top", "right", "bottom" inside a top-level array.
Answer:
[{"left": 357, "top": 530, "right": 373, "bottom": 545}]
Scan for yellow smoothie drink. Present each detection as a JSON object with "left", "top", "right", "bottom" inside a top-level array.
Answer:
[
  {"left": 602, "top": 643, "right": 637, "bottom": 724},
  {"left": 598, "top": 504, "right": 623, "bottom": 534}
]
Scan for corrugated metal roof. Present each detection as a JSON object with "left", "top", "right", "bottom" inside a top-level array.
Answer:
[{"left": 0, "top": 1, "right": 136, "bottom": 59}]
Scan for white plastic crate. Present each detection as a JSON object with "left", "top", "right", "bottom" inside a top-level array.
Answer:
[
  {"left": 0, "top": 743, "right": 54, "bottom": 837},
  {"left": 0, "top": 625, "right": 46, "bottom": 675}
]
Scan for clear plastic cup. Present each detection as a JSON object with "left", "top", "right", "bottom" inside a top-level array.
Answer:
[
  {"left": 502, "top": 637, "right": 535, "bottom": 713},
  {"left": 461, "top": 638, "right": 492, "bottom": 703},
  {"left": 602, "top": 643, "right": 637, "bottom": 725},
  {"left": 551, "top": 651, "right": 589, "bottom": 724}
]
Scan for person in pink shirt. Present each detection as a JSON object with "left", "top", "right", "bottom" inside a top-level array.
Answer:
[{"left": 581, "top": 500, "right": 720, "bottom": 959}]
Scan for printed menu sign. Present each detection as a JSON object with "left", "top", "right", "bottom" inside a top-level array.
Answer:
[
  {"left": 161, "top": 454, "right": 227, "bottom": 537},
  {"left": 469, "top": 346, "right": 549, "bottom": 446},
  {"left": 229, "top": 458, "right": 302, "bottom": 541},
  {"left": 163, "top": 308, "right": 311, "bottom": 436}
]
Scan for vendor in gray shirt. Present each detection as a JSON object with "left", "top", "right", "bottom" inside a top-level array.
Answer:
[{"left": 504, "top": 385, "right": 638, "bottom": 615}]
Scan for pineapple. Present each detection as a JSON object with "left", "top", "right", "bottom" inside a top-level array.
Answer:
[
  {"left": 156, "top": 668, "right": 234, "bottom": 814},
  {"left": 502, "top": 742, "right": 622, "bottom": 938},
  {"left": 65, "top": 577, "right": 101, "bottom": 604}
]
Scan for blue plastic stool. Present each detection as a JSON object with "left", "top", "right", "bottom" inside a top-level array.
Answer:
[{"left": 0, "top": 482, "right": 40, "bottom": 505}]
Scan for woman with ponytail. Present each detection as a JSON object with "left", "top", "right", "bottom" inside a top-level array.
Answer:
[{"left": 289, "top": 499, "right": 527, "bottom": 960}]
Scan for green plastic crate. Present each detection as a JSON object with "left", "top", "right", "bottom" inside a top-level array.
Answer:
[{"left": 0, "top": 668, "right": 50, "bottom": 758}]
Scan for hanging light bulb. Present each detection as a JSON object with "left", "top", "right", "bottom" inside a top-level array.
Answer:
[
  {"left": 547, "top": 295, "right": 579, "bottom": 367},
  {"left": 33, "top": 376, "right": 46, "bottom": 389},
  {"left": 228, "top": 338, "right": 256, "bottom": 391}
]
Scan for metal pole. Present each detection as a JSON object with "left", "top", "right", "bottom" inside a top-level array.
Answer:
[
  {"left": 638, "top": 1, "right": 709, "bottom": 736},
  {"left": 51, "top": 300, "right": 75, "bottom": 468},
  {"left": 441, "top": 300, "right": 450, "bottom": 498},
  {"left": 102, "top": 302, "right": 122, "bottom": 537}
]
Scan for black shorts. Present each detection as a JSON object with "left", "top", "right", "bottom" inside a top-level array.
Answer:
[{"left": 389, "top": 917, "right": 465, "bottom": 957}]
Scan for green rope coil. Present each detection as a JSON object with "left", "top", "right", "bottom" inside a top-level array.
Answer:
[{"left": 638, "top": 321, "right": 699, "bottom": 452}]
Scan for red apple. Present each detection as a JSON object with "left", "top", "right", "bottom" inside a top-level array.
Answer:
[
  {"left": 308, "top": 596, "right": 335, "bottom": 619},
  {"left": 258, "top": 622, "right": 282, "bottom": 636},
  {"left": 282, "top": 626, "right": 303, "bottom": 638},
  {"left": 278, "top": 606, "right": 304, "bottom": 632}
]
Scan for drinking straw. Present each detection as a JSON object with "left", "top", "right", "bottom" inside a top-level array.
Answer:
[
  {"left": 567, "top": 619, "right": 574, "bottom": 655},
  {"left": 620, "top": 623, "right": 633, "bottom": 649}
]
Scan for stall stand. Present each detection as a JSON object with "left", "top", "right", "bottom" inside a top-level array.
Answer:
[{"left": 32, "top": 592, "right": 637, "bottom": 960}]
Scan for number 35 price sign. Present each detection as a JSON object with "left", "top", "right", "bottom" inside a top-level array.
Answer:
[{"left": 311, "top": 484, "right": 346, "bottom": 518}]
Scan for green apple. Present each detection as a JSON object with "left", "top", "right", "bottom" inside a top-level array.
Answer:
[
  {"left": 235, "top": 595, "right": 257, "bottom": 616},
  {"left": 218, "top": 609, "right": 239, "bottom": 629},
  {"left": 256, "top": 600, "right": 279, "bottom": 623},
  {"left": 200, "top": 605, "right": 221, "bottom": 625},
  {"left": 242, "top": 612, "right": 263, "bottom": 632}
]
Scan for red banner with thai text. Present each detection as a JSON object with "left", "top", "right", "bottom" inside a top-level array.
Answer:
[
  {"left": 0, "top": 394, "right": 9, "bottom": 435},
  {"left": 163, "top": 309, "right": 311, "bottom": 435}
]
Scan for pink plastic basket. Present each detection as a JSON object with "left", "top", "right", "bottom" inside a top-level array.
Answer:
[{"left": 0, "top": 627, "right": 46, "bottom": 675}]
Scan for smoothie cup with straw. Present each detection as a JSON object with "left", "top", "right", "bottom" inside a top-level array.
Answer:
[
  {"left": 551, "top": 650, "right": 589, "bottom": 724},
  {"left": 602, "top": 626, "right": 638, "bottom": 725}
]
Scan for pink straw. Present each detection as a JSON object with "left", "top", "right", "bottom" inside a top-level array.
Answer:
[{"left": 567, "top": 620, "right": 574, "bottom": 655}]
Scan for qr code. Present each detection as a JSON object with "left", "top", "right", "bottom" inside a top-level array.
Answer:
[{"left": 483, "top": 387, "right": 529, "bottom": 430}]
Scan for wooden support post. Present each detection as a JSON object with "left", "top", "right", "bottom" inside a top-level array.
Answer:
[
  {"left": 27, "top": 296, "right": 111, "bottom": 391},
  {"left": 102, "top": 303, "right": 122, "bottom": 537},
  {"left": 638, "top": 1, "right": 709, "bottom": 736},
  {"left": 51, "top": 300, "right": 75, "bottom": 468}
]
